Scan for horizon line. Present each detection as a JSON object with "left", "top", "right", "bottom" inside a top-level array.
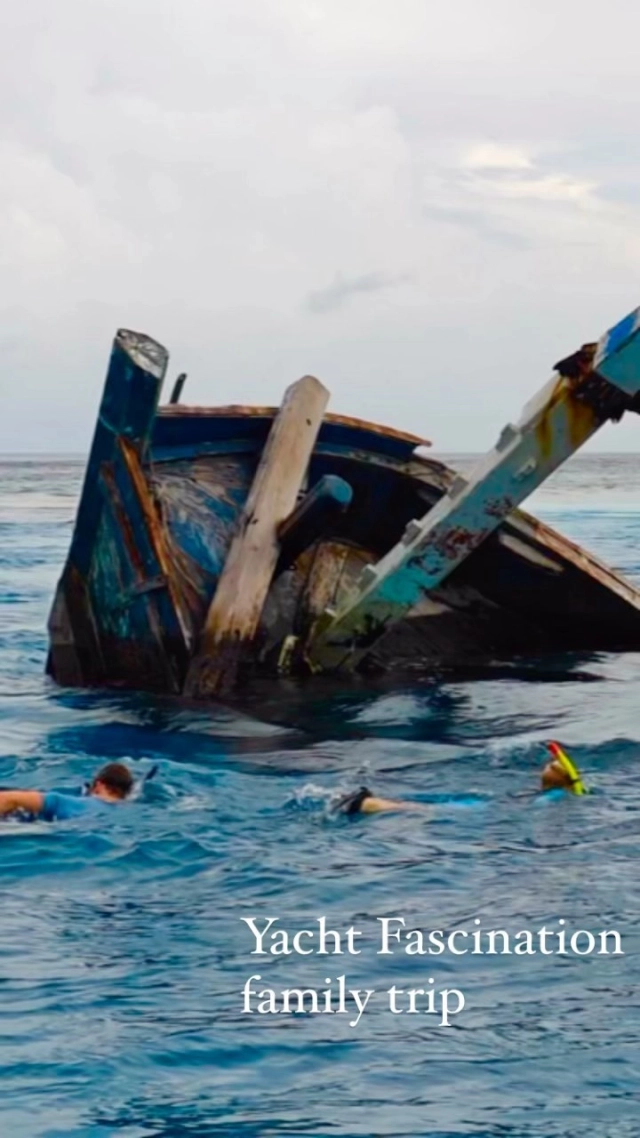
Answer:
[{"left": 1, "top": 450, "right": 639, "bottom": 460}]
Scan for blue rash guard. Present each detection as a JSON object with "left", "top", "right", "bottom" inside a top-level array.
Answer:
[
  {"left": 40, "top": 792, "right": 114, "bottom": 822},
  {"left": 534, "top": 788, "right": 572, "bottom": 806}
]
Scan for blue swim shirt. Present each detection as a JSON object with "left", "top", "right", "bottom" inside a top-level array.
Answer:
[
  {"left": 41, "top": 792, "right": 113, "bottom": 822},
  {"left": 534, "top": 788, "right": 571, "bottom": 806}
]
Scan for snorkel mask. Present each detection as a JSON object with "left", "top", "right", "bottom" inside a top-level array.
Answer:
[{"left": 546, "top": 741, "right": 587, "bottom": 795}]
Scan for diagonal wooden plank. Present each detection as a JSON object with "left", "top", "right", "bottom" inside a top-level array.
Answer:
[{"left": 185, "top": 375, "right": 330, "bottom": 697}]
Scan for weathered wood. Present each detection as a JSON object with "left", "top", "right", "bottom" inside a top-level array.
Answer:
[
  {"left": 46, "top": 563, "right": 105, "bottom": 686},
  {"left": 184, "top": 375, "right": 330, "bottom": 697},
  {"left": 47, "top": 329, "right": 168, "bottom": 685},
  {"left": 69, "top": 330, "right": 168, "bottom": 578},
  {"left": 298, "top": 542, "right": 352, "bottom": 633},
  {"left": 307, "top": 307, "right": 640, "bottom": 673},
  {"left": 276, "top": 475, "right": 353, "bottom": 574},
  {"left": 109, "top": 437, "right": 191, "bottom": 689}
]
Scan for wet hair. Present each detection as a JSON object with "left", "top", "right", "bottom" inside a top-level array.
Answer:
[
  {"left": 92, "top": 762, "right": 134, "bottom": 799},
  {"left": 332, "top": 787, "right": 372, "bottom": 815}
]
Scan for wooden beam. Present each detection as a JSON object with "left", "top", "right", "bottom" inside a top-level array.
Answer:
[
  {"left": 298, "top": 542, "right": 352, "bottom": 641},
  {"left": 184, "top": 375, "right": 330, "bottom": 697},
  {"left": 306, "top": 306, "right": 640, "bottom": 674}
]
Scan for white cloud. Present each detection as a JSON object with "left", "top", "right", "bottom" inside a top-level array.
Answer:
[
  {"left": 3, "top": 0, "right": 640, "bottom": 453},
  {"left": 463, "top": 142, "right": 534, "bottom": 172},
  {"left": 459, "top": 145, "right": 598, "bottom": 206},
  {"left": 470, "top": 172, "right": 597, "bottom": 204}
]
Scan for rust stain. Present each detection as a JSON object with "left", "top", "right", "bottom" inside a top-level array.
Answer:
[
  {"left": 157, "top": 404, "right": 431, "bottom": 447},
  {"left": 100, "top": 462, "right": 146, "bottom": 576},
  {"left": 565, "top": 392, "right": 599, "bottom": 450},
  {"left": 534, "top": 376, "right": 565, "bottom": 459},
  {"left": 535, "top": 376, "right": 601, "bottom": 459},
  {"left": 428, "top": 526, "right": 482, "bottom": 562},
  {"left": 535, "top": 410, "right": 553, "bottom": 459},
  {"left": 118, "top": 438, "right": 191, "bottom": 641}
]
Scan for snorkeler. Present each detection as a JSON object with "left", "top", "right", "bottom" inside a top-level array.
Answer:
[
  {"left": 332, "top": 787, "right": 426, "bottom": 815},
  {"left": 333, "top": 743, "right": 588, "bottom": 817},
  {"left": 0, "top": 762, "right": 134, "bottom": 821},
  {"left": 539, "top": 741, "right": 588, "bottom": 796}
]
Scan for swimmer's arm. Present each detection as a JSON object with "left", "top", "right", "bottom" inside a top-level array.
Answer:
[
  {"left": 359, "top": 796, "right": 427, "bottom": 814},
  {"left": 0, "top": 790, "right": 44, "bottom": 817}
]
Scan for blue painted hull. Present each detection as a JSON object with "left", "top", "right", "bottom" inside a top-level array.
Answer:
[{"left": 47, "top": 391, "right": 640, "bottom": 694}]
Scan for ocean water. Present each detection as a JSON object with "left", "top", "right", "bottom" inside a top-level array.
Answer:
[{"left": 2, "top": 454, "right": 640, "bottom": 1138}]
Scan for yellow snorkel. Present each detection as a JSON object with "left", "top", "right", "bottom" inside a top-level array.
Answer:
[{"left": 546, "top": 741, "right": 587, "bottom": 795}]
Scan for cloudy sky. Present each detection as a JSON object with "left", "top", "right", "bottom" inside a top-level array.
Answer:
[{"left": 3, "top": 0, "right": 640, "bottom": 454}]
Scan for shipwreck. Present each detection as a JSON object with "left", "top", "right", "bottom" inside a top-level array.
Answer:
[{"left": 47, "top": 308, "right": 640, "bottom": 699}]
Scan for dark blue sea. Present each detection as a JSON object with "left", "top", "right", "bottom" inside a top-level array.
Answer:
[{"left": 2, "top": 454, "right": 640, "bottom": 1138}]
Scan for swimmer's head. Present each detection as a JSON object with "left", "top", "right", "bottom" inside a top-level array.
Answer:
[
  {"left": 90, "top": 762, "right": 134, "bottom": 801},
  {"left": 540, "top": 758, "right": 575, "bottom": 792}
]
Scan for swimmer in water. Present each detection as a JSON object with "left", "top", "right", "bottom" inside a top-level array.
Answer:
[
  {"left": 332, "top": 786, "right": 425, "bottom": 815},
  {"left": 336, "top": 742, "right": 588, "bottom": 815},
  {"left": 0, "top": 762, "right": 134, "bottom": 821},
  {"left": 540, "top": 757, "right": 576, "bottom": 792},
  {"left": 539, "top": 741, "right": 588, "bottom": 796}
]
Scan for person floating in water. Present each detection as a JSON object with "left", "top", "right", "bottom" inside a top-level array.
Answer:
[
  {"left": 540, "top": 756, "right": 576, "bottom": 792},
  {"left": 539, "top": 741, "right": 588, "bottom": 796},
  {"left": 332, "top": 786, "right": 426, "bottom": 815},
  {"left": 333, "top": 743, "right": 588, "bottom": 816},
  {"left": 0, "top": 762, "right": 134, "bottom": 821}
]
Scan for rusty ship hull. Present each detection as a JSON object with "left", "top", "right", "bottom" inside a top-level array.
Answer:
[{"left": 46, "top": 327, "right": 640, "bottom": 698}]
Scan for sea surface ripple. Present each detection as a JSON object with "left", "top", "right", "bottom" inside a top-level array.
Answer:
[{"left": 1, "top": 455, "right": 640, "bottom": 1137}]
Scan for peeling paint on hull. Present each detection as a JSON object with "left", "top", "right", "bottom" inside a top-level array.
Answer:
[
  {"left": 46, "top": 318, "right": 640, "bottom": 698},
  {"left": 49, "top": 416, "right": 640, "bottom": 691}
]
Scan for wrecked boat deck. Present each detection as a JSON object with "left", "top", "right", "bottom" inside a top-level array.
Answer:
[{"left": 47, "top": 310, "right": 640, "bottom": 698}]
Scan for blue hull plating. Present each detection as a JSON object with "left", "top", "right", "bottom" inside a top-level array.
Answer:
[{"left": 47, "top": 327, "right": 640, "bottom": 695}]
